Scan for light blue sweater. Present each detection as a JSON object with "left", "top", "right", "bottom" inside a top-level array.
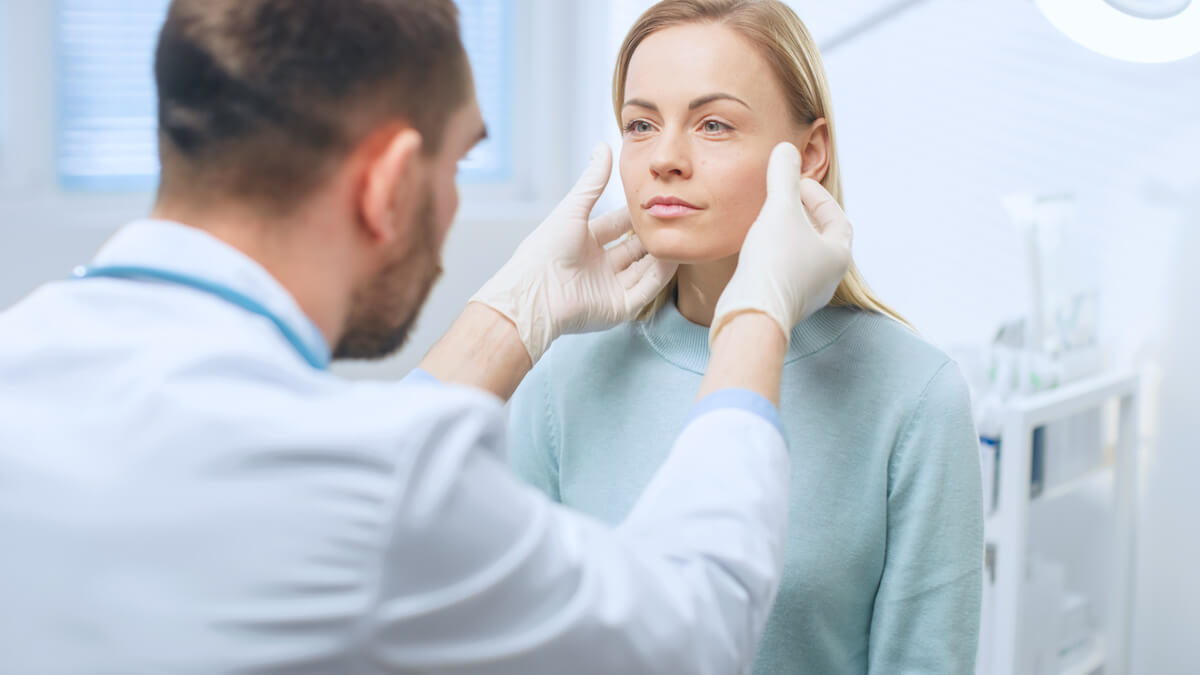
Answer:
[{"left": 508, "top": 300, "right": 984, "bottom": 674}]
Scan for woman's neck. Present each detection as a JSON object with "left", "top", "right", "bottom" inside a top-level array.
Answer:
[{"left": 675, "top": 255, "right": 739, "bottom": 327}]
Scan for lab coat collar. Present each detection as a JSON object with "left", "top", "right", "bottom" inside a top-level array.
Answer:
[{"left": 91, "top": 219, "right": 331, "bottom": 365}]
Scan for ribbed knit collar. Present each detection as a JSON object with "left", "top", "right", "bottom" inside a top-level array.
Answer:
[{"left": 639, "top": 299, "right": 862, "bottom": 374}]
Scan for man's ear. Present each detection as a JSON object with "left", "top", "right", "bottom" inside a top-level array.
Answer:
[
  {"left": 797, "top": 118, "right": 831, "bottom": 183},
  {"left": 359, "top": 127, "right": 424, "bottom": 245}
]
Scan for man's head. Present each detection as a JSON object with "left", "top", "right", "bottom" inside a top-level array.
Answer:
[{"left": 153, "top": 0, "right": 487, "bottom": 359}]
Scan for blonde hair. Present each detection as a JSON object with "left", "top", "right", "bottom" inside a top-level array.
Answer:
[{"left": 614, "top": 0, "right": 910, "bottom": 328}]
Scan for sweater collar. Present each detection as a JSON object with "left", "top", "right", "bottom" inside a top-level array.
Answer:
[{"left": 639, "top": 299, "right": 861, "bottom": 374}]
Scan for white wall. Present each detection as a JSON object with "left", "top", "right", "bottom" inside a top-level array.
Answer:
[
  {"left": 1131, "top": 175, "right": 1200, "bottom": 675},
  {"left": 2, "top": 2, "right": 1198, "bottom": 670},
  {"left": 537, "top": 0, "right": 1200, "bottom": 359},
  {"left": 814, "top": 0, "right": 1199, "bottom": 355},
  {"left": 806, "top": 4, "right": 1199, "bottom": 673},
  {"left": 0, "top": 0, "right": 158, "bottom": 307}
]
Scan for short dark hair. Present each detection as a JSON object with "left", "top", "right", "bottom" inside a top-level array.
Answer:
[{"left": 154, "top": 0, "right": 471, "bottom": 213}]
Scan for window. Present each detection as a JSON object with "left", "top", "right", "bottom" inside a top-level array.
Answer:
[
  {"left": 0, "top": 10, "right": 4, "bottom": 152},
  {"left": 54, "top": 0, "right": 514, "bottom": 192},
  {"left": 457, "top": 0, "right": 514, "bottom": 182},
  {"left": 56, "top": 0, "right": 169, "bottom": 191}
]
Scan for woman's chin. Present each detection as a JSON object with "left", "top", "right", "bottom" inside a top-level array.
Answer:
[
  {"left": 633, "top": 229, "right": 703, "bottom": 264},
  {"left": 637, "top": 235, "right": 734, "bottom": 265},
  {"left": 640, "top": 245, "right": 704, "bottom": 265},
  {"left": 632, "top": 216, "right": 742, "bottom": 265}
]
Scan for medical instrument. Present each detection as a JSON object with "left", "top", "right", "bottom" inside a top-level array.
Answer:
[{"left": 71, "top": 265, "right": 329, "bottom": 370}]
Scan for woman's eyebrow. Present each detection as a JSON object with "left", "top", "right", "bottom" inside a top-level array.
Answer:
[
  {"left": 623, "top": 98, "right": 659, "bottom": 112},
  {"left": 621, "top": 94, "right": 751, "bottom": 113},
  {"left": 688, "top": 93, "right": 751, "bottom": 110}
]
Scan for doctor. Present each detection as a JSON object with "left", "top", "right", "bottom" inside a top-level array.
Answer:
[{"left": 0, "top": 1, "right": 852, "bottom": 673}]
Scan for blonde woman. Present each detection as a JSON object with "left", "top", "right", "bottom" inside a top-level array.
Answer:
[{"left": 509, "top": 1, "right": 983, "bottom": 672}]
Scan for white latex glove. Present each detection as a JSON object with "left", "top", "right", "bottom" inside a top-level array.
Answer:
[
  {"left": 471, "top": 143, "right": 678, "bottom": 364},
  {"left": 710, "top": 142, "right": 853, "bottom": 346}
]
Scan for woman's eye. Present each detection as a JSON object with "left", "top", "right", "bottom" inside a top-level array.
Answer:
[
  {"left": 625, "top": 120, "right": 653, "bottom": 134},
  {"left": 702, "top": 120, "right": 730, "bottom": 134}
]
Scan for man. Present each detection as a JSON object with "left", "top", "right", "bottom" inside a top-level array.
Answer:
[{"left": 0, "top": 1, "right": 852, "bottom": 673}]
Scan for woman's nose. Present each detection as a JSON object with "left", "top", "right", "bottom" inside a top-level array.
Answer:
[{"left": 649, "top": 132, "right": 692, "bottom": 179}]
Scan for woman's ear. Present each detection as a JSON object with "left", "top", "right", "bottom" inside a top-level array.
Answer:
[
  {"left": 798, "top": 118, "right": 831, "bottom": 183},
  {"left": 359, "top": 127, "right": 424, "bottom": 245}
]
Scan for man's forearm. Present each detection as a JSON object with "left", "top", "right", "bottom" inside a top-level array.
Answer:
[
  {"left": 419, "top": 302, "right": 533, "bottom": 401},
  {"left": 698, "top": 312, "right": 787, "bottom": 406}
]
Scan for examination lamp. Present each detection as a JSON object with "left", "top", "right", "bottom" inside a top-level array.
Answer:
[{"left": 1035, "top": 0, "right": 1200, "bottom": 63}]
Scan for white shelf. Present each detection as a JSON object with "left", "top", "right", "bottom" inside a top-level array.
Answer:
[
  {"left": 1012, "top": 370, "right": 1137, "bottom": 428},
  {"left": 1060, "top": 639, "right": 1105, "bottom": 675},
  {"left": 985, "top": 465, "right": 1113, "bottom": 543},
  {"left": 983, "top": 370, "right": 1139, "bottom": 675},
  {"left": 1037, "top": 464, "right": 1113, "bottom": 504}
]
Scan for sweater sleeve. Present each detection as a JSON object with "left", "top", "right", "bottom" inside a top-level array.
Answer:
[
  {"left": 868, "top": 360, "right": 984, "bottom": 674},
  {"left": 507, "top": 348, "right": 562, "bottom": 502}
]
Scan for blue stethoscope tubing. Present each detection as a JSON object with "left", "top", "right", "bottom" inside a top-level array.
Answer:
[{"left": 72, "top": 265, "right": 329, "bottom": 370}]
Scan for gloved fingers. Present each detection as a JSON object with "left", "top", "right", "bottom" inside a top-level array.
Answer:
[
  {"left": 799, "top": 178, "right": 853, "bottom": 247},
  {"left": 589, "top": 207, "right": 634, "bottom": 247},
  {"left": 623, "top": 257, "right": 678, "bottom": 312},
  {"left": 765, "top": 142, "right": 803, "bottom": 203},
  {"left": 606, "top": 233, "right": 646, "bottom": 273},
  {"left": 616, "top": 248, "right": 656, "bottom": 289},
  {"left": 554, "top": 143, "right": 614, "bottom": 223}
]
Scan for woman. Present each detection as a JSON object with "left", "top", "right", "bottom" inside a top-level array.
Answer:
[{"left": 509, "top": 1, "right": 983, "bottom": 672}]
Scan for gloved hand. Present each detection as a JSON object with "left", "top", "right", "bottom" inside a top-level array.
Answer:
[
  {"left": 710, "top": 142, "right": 853, "bottom": 346},
  {"left": 471, "top": 143, "right": 678, "bottom": 364}
]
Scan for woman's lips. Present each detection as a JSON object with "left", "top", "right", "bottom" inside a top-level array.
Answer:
[
  {"left": 646, "top": 203, "right": 702, "bottom": 218},
  {"left": 643, "top": 196, "right": 703, "bottom": 218}
]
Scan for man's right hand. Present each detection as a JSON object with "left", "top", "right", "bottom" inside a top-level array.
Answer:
[
  {"left": 470, "top": 144, "right": 677, "bottom": 365},
  {"left": 709, "top": 142, "right": 854, "bottom": 346}
]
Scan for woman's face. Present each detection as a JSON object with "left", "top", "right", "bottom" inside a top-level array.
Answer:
[{"left": 619, "top": 22, "right": 813, "bottom": 264}]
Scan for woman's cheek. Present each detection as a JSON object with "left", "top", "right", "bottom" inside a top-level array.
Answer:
[
  {"left": 719, "top": 171, "right": 767, "bottom": 251},
  {"left": 618, "top": 153, "right": 642, "bottom": 233},
  {"left": 730, "top": 158, "right": 769, "bottom": 212},
  {"left": 619, "top": 150, "right": 640, "bottom": 206}
]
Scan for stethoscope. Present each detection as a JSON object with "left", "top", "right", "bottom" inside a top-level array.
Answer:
[{"left": 72, "top": 265, "right": 329, "bottom": 371}]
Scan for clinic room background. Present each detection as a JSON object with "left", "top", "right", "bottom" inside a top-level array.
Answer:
[{"left": 1, "top": 1, "right": 1197, "bottom": 673}]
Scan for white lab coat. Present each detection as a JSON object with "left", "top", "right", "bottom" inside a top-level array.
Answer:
[{"left": 0, "top": 220, "right": 790, "bottom": 674}]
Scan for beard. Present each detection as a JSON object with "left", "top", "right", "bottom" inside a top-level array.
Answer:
[{"left": 333, "top": 194, "right": 443, "bottom": 361}]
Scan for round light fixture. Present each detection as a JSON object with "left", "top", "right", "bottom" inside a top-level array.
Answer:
[
  {"left": 1035, "top": 0, "right": 1200, "bottom": 63},
  {"left": 1104, "top": 0, "right": 1191, "bottom": 19}
]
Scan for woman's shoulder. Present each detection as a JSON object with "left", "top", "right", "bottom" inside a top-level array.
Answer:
[
  {"left": 820, "top": 309, "right": 970, "bottom": 406},
  {"left": 845, "top": 310, "right": 956, "bottom": 372},
  {"left": 810, "top": 311, "right": 977, "bottom": 460}
]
